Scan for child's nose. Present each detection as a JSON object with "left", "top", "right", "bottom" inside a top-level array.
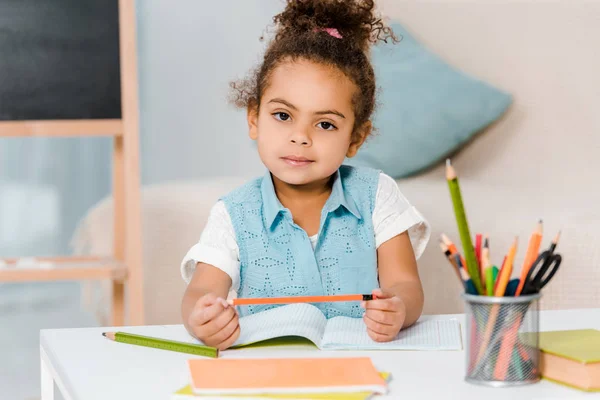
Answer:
[{"left": 289, "top": 129, "right": 312, "bottom": 146}]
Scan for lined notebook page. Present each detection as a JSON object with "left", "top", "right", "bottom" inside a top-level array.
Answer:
[
  {"left": 232, "top": 303, "right": 327, "bottom": 348},
  {"left": 321, "top": 317, "right": 462, "bottom": 350}
]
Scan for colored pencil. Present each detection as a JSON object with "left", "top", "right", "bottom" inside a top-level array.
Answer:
[
  {"left": 475, "top": 233, "right": 483, "bottom": 278},
  {"left": 495, "top": 237, "right": 518, "bottom": 297},
  {"left": 548, "top": 230, "right": 561, "bottom": 253},
  {"left": 480, "top": 235, "right": 490, "bottom": 293},
  {"left": 102, "top": 332, "right": 219, "bottom": 358},
  {"left": 445, "top": 160, "right": 484, "bottom": 294},
  {"left": 440, "top": 242, "right": 464, "bottom": 287},
  {"left": 515, "top": 220, "right": 543, "bottom": 296},
  {"left": 476, "top": 237, "right": 519, "bottom": 365},
  {"left": 512, "top": 347, "right": 525, "bottom": 380},
  {"left": 453, "top": 254, "right": 473, "bottom": 291},
  {"left": 440, "top": 233, "right": 467, "bottom": 276},
  {"left": 485, "top": 268, "right": 495, "bottom": 296},
  {"left": 228, "top": 294, "right": 374, "bottom": 306}
]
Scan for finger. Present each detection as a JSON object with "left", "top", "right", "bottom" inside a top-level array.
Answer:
[
  {"left": 365, "top": 297, "right": 401, "bottom": 312},
  {"left": 366, "top": 326, "right": 392, "bottom": 343},
  {"left": 372, "top": 288, "right": 394, "bottom": 299},
  {"left": 207, "top": 312, "right": 239, "bottom": 347},
  {"left": 189, "top": 295, "right": 224, "bottom": 325},
  {"left": 199, "top": 298, "right": 231, "bottom": 324},
  {"left": 198, "top": 293, "right": 219, "bottom": 307},
  {"left": 202, "top": 306, "right": 236, "bottom": 338},
  {"left": 365, "top": 308, "right": 396, "bottom": 326},
  {"left": 217, "top": 324, "right": 241, "bottom": 350},
  {"left": 200, "top": 295, "right": 230, "bottom": 310},
  {"left": 363, "top": 313, "right": 394, "bottom": 336},
  {"left": 194, "top": 308, "right": 236, "bottom": 345},
  {"left": 190, "top": 302, "right": 222, "bottom": 326},
  {"left": 188, "top": 303, "right": 217, "bottom": 327},
  {"left": 218, "top": 297, "right": 230, "bottom": 309}
]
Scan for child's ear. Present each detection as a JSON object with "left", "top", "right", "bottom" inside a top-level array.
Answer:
[
  {"left": 247, "top": 100, "right": 259, "bottom": 140},
  {"left": 346, "top": 120, "right": 372, "bottom": 158}
]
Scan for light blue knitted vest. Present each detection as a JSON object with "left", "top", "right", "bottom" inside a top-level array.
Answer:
[{"left": 221, "top": 165, "right": 380, "bottom": 318}]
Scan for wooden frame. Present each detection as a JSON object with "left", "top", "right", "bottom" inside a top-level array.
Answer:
[
  {"left": 0, "top": 120, "right": 123, "bottom": 137},
  {"left": 0, "top": 0, "right": 144, "bottom": 326}
]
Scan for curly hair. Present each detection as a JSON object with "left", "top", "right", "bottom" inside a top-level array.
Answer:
[{"left": 229, "top": 0, "right": 398, "bottom": 138}]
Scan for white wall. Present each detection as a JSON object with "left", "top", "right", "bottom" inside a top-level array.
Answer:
[
  {"left": 377, "top": 0, "right": 600, "bottom": 191},
  {"left": 136, "top": 0, "right": 286, "bottom": 184}
]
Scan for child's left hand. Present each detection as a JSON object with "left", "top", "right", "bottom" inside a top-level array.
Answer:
[{"left": 361, "top": 288, "right": 406, "bottom": 342}]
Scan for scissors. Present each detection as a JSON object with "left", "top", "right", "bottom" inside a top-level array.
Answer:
[{"left": 521, "top": 250, "right": 562, "bottom": 295}]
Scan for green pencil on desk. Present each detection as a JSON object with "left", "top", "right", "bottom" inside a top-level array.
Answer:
[
  {"left": 445, "top": 160, "right": 484, "bottom": 294},
  {"left": 102, "top": 331, "right": 219, "bottom": 358}
]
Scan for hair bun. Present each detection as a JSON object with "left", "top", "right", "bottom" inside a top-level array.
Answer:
[{"left": 273, "top": 0, "right": 397, "bottom": 51}]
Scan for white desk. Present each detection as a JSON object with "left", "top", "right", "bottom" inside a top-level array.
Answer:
[{"left": 40, "top": 308, "right": 600, "bottom": 400}]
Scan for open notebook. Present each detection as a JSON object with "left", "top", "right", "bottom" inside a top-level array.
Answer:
[{"left": 226, "top": 303, "right": 462, "bottom": 350}]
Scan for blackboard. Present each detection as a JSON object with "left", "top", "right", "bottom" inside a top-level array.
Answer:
[{"left": 0, "top": 0, "right": 121, "bottom": 120}]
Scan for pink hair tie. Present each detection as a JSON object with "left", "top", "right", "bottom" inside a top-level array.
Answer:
[{"left": 314, "top": 27, "right": 343, "bottom": 39}]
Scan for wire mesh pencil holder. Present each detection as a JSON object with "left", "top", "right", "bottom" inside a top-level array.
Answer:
[{"left": 463, "top": 293, "right": 541, "bottom": 387}]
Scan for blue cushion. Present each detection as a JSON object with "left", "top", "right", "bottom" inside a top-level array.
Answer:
[{"left": 345, "top": 22, "right": 512, "bottom": 178}]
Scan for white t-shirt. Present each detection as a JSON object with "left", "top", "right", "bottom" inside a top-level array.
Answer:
[{"left": 181, "top": 173, "right": 430, "bottom": 291}]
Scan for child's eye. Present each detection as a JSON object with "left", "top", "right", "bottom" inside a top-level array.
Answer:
[
  {"left": 318, "top": 121, "right": 337, "bottom": 131},
  {"left": 273, "top": 112, "right": 291, "bottom": 121}
]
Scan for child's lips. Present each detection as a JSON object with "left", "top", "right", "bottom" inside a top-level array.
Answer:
[{"left": 281, "top": 156, "right": 314, "bottom": 167}]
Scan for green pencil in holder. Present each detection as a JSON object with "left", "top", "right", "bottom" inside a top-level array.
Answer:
[{"left": 463, "top": 293, "right": 541, "bottom": 387}]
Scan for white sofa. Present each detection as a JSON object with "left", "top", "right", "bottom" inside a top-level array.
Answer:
[{"left": 71, "top": 1, "right": 600, "bottom": 325}]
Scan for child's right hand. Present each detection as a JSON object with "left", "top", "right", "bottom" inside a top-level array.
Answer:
[{"left": 187, "top": 293, "right": 240, "bottom": 350}]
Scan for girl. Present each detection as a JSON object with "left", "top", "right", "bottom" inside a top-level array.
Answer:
[{"left": 181, "top": 0, "right": 430, "bottom": 350}]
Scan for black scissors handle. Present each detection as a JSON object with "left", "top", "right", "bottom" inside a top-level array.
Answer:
[{"left": 522, "top": 251, "right": 562, "bottom": 294}]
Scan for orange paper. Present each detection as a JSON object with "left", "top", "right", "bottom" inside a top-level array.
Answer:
[{"left": 187, "top": 357, "right": 387, "bottom": 395}]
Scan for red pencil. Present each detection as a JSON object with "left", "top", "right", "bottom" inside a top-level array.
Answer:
[
  {"left": 475, "top": 233, "right": 484, "bottom": 291},
  {"left": 228, "top": 294, "right": 375, "bottom": 306},
  {"left": 475, "top": 233, "right": 482, "bottom": 267}
]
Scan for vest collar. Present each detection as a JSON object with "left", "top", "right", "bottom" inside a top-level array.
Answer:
[{"left": 261, "top": 169, "right": 362, "bottom": 230}]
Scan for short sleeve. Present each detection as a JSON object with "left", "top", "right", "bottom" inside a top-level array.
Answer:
[
  {"left": 373, "top": 173, "right": 431, "bottom": 259},
  {"left": 180, "top": 201, "right": 241, "bottom": 291}
]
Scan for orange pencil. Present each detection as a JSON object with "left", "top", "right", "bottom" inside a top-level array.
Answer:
[
  {"left": 495, "top": 237, "right": 518, "bottom": 297},
  {"left": 440, "top": 233, "right": 468, "bottom": 277},
  {"left": 515, "top": 220, "right": 543, "bottom": 296},
  {"left": 439, "top": 241, "right": 463, "bottom": 286},
  {"left": 475, "top": 237, "right": 519, "bottom": 365},
  {"left": 229, "top": 294, "right": 374, "bottom": 306}
]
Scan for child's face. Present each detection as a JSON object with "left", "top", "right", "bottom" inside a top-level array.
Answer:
[{"left": 248, "top": 59, "right": 369, "bottom": 186}]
